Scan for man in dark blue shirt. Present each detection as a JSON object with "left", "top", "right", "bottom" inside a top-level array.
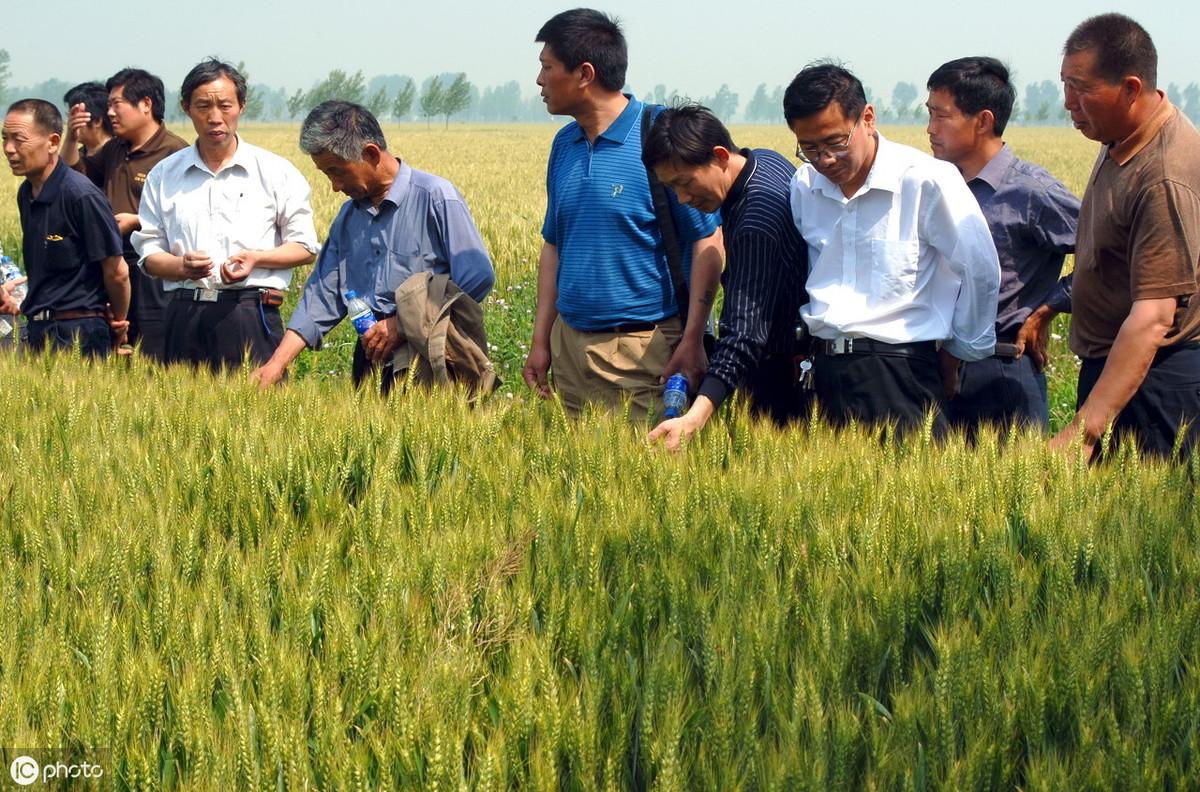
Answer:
[
  {"left": 925, "top": 58, "right": 1078, "bottom": 432},
  {"left": 4, "top": 99, "right": 129, "bottom": 358},
  {"left": 645, "top": 105, "right": 809, "bottom": 449}
]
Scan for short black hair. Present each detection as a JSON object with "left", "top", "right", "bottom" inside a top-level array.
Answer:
[
  {"left": 106, "top": 68, "right": 167, "bottom": 123},
  {"left": 1064, "top": 13, "right": 1157, "bottom": 90},
  {"left": 63, "top": 82, "right": 114, "bottom": 135},
  {"left": 536, "top": 8, "right": 627, "bottom": 92},
  {"left": 783, "top": 62, "right": 867, "bottom": 124},
  {"left": 6, "top": 99, "right": 63, "bottom": 136},
  {"left": 642, "top": 104, "right": 737, "bottom": 169},
  {"left": 180, "top": 58, "right": 247, "bottom": 108},
  {"left": 926, "top": 57, "right": 1015, "bottom": 136}
]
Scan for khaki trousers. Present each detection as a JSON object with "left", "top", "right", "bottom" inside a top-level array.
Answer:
[{"left": 550, "top": 316, "right": 682, "bottom": 420}]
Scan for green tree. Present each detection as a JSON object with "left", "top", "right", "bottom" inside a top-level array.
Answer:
[
  {"left": 420, "top": 76, "right": 444, "bottom": 127},
  {"left": 392, "top": 79, "right": 416, "bottom": 121},
  {"left": 440, "top": 73, "right": 472, "bottom": 128},
  {"left": 0, "top": 49, "right": 10, "bottom": 104},
  {"left": 890, "top": 81, "right": 918, "bottom": 121},
  {"left": 287, "top": 88, "right": 307, "bottom": 119},
  {"left": 307, "top": 69, "right": 366, "bottom": 107},
  {"left": 704, "top": 84, "right": 739, "bottom": 121},
  {"left": 366, "top": 86, "right": 390, "bottom": 120},
  {"left": 236, "top": 62, "right": 265, "bottom": 121}
]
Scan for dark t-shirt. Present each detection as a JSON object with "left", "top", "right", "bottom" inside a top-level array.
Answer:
[
  {"left": 75, "top": 124, "right": 188, "bottom": 260},
  {"left": 17, "top": 159, "right": 123, "bottom": 316},
  {"left": 1070, "top": 97, "right": 1200, "bottom": 358}
]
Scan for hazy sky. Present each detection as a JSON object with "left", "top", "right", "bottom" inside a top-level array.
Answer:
[{"left": 5, "top": 1, "right": 1198, "bottom": 103}]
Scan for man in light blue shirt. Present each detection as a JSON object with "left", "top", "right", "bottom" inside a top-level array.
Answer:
[{"left": 252, "top": 100, "right": 494, "bottom": 390}]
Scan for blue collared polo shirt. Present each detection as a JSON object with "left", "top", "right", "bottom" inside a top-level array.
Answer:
[{"left": 541, "top": 95, "right": 720, "bottom": 330}]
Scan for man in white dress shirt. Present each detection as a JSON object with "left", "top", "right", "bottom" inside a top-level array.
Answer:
[
  {"left": 133, "top": 59, "right": 318, "bottom": 371},
  {"left": 785, "top": 63, "right": 1001, "bottom": 437}
]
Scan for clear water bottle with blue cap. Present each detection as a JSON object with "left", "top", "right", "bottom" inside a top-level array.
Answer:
[
  {"left": 0, "top": 250, "right": 27, "bottom": 338},
  {"left": 345, "top": 290, "right": 376, "bottom": 335},
  {"left": 662, "top": 373, "right": 688, "bottom": 419}
]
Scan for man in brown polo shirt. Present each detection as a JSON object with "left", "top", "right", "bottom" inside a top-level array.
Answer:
[
  {"left": 1045, "top": 13, "right": 1200, "bottom": 458},
  {"left": 62, "top": 68, "right": 187, "bottom": 360}
]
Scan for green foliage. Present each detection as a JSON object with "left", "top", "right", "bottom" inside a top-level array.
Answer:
[
  {"left": 440, "top": 73, "right": 472, "bottom": 128},
  {"left": 392, "top": 79, "right": 416, "bottom": 121},
  {"left": 236, "top": 62, "right": 265, "bottom": 121},
  {"left": 365, "top": 87, "right": 391, "bottom": 122},
  {"left": 421, "top": 77, "right": 444, "bottom": 127},
  {"left": 1, "top": 350, "right": 1198, "bottom": 789}
]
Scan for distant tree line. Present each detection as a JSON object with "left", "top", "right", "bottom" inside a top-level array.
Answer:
[{"left": 3, "top": 52, "right": 1200, "bottom": 128}]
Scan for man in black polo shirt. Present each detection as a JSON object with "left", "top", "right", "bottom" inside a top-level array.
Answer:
[
  {"left": 3, "top": 99, "right": 130, "bottom": 357},
  {"left": 63, "top": 68, "right": 188, "bottom": 360},
  {"left": 645, "top": 105, "right": 809, "bottom": 449}
]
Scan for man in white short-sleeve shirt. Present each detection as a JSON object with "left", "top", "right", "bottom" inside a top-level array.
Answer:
[
  {"left": 133, "top": 58, "right": 317, "bottom": 371},
  {"left": 786, "top": 63, "right": 1000, "bottom": 438}
]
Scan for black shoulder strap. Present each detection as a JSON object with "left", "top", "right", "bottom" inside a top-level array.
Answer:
[{"left": 641, "top": 103, "right": 689, "bottom": 323}]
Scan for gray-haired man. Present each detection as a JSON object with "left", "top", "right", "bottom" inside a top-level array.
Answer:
[{"left": 251, "top": 100, "right": 494, "bottom": 389}]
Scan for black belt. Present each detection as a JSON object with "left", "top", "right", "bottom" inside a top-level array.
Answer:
[
  {"left": 815, "top": 337, "right": 937, "bottom": 357},
  {"left": 170, "top": 287, "right": 282, "bottom": 305},
  {"left": 993, "top": 342, "right": 1021, "bottom": 358},
  {"left": 578, "top": 320, "right": 659, "bottom": 334}
]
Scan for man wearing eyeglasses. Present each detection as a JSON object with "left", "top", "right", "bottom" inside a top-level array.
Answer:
[{"left": 786, "top": 63, "right": 1000, "bottom": 437}]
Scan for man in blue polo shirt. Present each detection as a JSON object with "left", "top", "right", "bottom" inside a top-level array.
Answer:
[
  {"left": 4, "top": 99, "right": 129, "bottom": 358},
  {"left": 522, "top": 8, "right": 723, "bottom": 419}
]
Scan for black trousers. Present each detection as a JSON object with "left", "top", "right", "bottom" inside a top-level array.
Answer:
[
  {"left": 950, "top": 354, "right": 1049, "bottom": 433},
  {"left": 1077, "top": 343, "right": 1200, "bottom": 458},
  {"left": 126, "top": 254, "right": 168, "bottom": 361},
  {"left": 744, "top": 353, "right": 811, "bottom": 427},
  {"left": 813, "top": 348, "right": 949, "bottom": 439},
  {"left": 25, "top": 317, "right": 111, "bottom": 358},
  {"left": 163, "top": 295, "right": 283, "bottom": 372}
]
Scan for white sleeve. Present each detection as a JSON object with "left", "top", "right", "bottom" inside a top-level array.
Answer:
[
  {"left": 130, "top": 164, "right": 170, "bottom": 271},
  {"left": 922, "top": 169, "right": 1000, "bottom": 361}
]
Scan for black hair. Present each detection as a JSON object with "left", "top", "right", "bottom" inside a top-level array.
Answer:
[
  {"left": 106, "top": 68, "right": 167, "bottom": 123},
  {"left": 535, "top": 8, "right": 627, "bottom": 92},
  {"left": 926, "top": 56, "right": 1015, "bottom": 136},
  {"left": 1064, "top": 13, "right": 1157, "bottom": 89},
  {"left": 642, "top": 104, "right": 737, "bottom": 169},
  {"left": 6, "top": 99, "right": 63, "bottom": 136},
  {"left": 63, "top": 82, "right": 114, "bottom": 135},
  {"left": 180, "top": 58, "right": 247, "bottom": 108},
  {"left": 783, "top": 62, "right": 867, "bottom": 124}
]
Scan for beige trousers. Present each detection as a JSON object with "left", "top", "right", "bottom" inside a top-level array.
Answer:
[{"left": 550, "top": 316, "right": 683, "bottom": 420}]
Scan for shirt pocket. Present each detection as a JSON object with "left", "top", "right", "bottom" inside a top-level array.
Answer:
[
  {"left": 869, "top": 239, "right": 920, "bottom": 303},
  {"left": 43, "top": 237, "right": 79, "bottom": 272}
]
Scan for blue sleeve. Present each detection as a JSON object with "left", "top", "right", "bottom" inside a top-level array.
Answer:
[
  {"left": 436, "top": 195, "right": 495, "bottom": 303},
  {"left": 1045, "top": 272, "right": 1073, "bottom": 314},
  {"left": 1031, "top": 179, "right": 1079, "bottom": 256},
  {"left": 541, "top": 137, "right": 559, "bottom": 244},
  {"left": 287, "top": 219, "right": 346, "bottom": 348}
]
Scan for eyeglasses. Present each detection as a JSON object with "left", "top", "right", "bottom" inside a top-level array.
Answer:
[{"left": 795, "top": 117, "right": 861, "bottom": 164}]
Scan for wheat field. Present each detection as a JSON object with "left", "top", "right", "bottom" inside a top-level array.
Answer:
[{"left": 7, "top": 126, "right": 1194, "bottom": 792}]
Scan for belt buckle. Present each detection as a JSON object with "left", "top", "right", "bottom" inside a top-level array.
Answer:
[
  {"left": 31, "top": 310, "right": 51, "bottom": 321},
  {"left": 195, "top": 288, "right": 219, "bottom": 303},
  {"left": 830, "top": 337, "right": 853, "bottom": 355}
]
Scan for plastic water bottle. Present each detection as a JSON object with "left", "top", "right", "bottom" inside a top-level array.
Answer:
[
  {"left": 662, "top": 373, "right": 688, "bottom": 419},
  {"left": 0, "top": 254, "right": 26, "bottom": 338},
  {"left": 346, "top": 290, "right": 376, "bottom": 335}
]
